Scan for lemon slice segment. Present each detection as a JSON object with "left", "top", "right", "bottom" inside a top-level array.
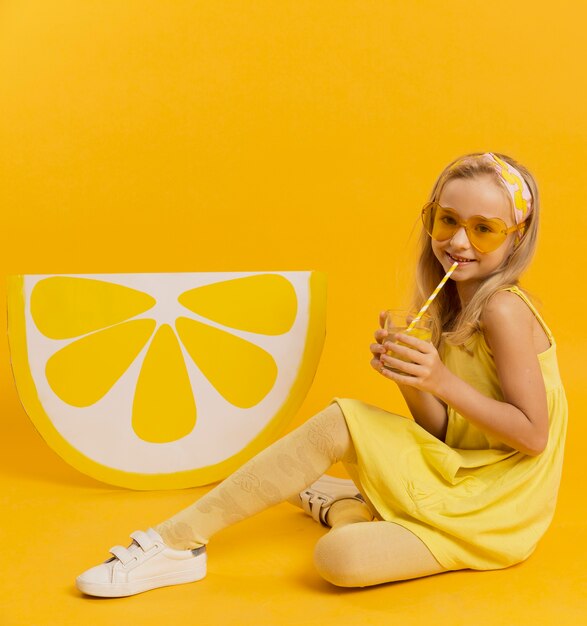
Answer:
[
  {"left": 7, "top": 271, "right": 327, "bottom": 490},
  {"left": 178, "top": 273, "right": 297, "bottom": 334},
  {"left": 46, "top": 319, "right": 157, "bottom": 407},
  {"left": 31, "top": 276, "right": 156, "bottom": 339},
  {"left": 133, "top": 324, "right": 196, "bottom": 444},
  {"left": 176, "top": 316, "right": 277, "bottom": 408}
]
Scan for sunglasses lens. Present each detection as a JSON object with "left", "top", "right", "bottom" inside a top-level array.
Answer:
[
  {"left": 422, "top": 204, "right": 459, "bottom": 241},
  {"left": 422, "top": 203, "right": 510, "bottom": 253},
  {"left": 468, "top": 217, "right": 508, "bottom": 253}
]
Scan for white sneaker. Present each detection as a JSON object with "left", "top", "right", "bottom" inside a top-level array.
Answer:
[
  {"left": 287, "top": 475, "right": 364, "bottom": 527},
  {"left": 76, "top": 528, "right": 207, "bottom": 598}
]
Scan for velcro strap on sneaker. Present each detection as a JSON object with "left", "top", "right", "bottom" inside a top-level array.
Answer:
[
  {"left": 109, "top": 545, "right": 135, "bottom": 565},
  {"left": 300, "top": 491, "right": 313, "bottom": 517},
  {"left": 130, "top": 530, "right": 156, "bottom": 552},
  {"left": 301, "top": 492, "right": 331, "bottom": 523},
  {"left": 309, "top": 497, "right": 325, "bottom": 523}
]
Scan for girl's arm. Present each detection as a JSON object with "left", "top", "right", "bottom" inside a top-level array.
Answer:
[
  {"left": 372, "top": 312, "right": 448, "bottom": 440},
  {"left": 380, "top": 292, "right": 549, "bottom": 456},
  {"left": 395, "top": 383, "right": 448, "bottom": 441}
]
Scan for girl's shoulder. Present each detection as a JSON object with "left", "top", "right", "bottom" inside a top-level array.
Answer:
[
  {"left": 480, "top": 286, "right": 553, "bottom": 354},
  {"left": 480, "top": 287, "right": 533, "bottom": 326}
]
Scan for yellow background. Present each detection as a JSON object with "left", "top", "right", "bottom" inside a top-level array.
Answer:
[{"left": 1, "top": 1, "right": 585, "bottom": 624}]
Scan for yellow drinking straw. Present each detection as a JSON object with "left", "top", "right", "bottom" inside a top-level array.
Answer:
[{"left": 405, "top": 262, "right": 459, "bottom": 333}]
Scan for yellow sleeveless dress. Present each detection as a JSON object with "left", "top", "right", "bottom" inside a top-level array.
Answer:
[{"left": 330, "top": 286, "right": 568, "bottom": 571}]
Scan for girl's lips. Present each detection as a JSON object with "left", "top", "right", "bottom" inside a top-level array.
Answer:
[{"left": 447, "top": 252, "right": 475, "bottom": 264}]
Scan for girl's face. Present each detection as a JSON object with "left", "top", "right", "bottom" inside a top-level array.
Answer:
[{"left": 432, "top": 174, "right": 516, "bottom": 298}]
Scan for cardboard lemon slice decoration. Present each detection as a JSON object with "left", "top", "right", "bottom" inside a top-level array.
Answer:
[{"left": 7, "top": 271, "right": 327, "bottom": 490}]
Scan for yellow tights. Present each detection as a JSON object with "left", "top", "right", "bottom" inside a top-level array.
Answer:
[{"left": 154, "top": 403, "right": 448, "bottom": 587}]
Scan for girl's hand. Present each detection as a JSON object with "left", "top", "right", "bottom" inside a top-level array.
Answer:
[
  {"left": 379, "top": 332, "right": 448, "bottom": 396},
  {"left": 369, "top": 310, "right": 391, "bottom": 374}
]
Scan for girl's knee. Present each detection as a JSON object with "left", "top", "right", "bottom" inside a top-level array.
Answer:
[
  {"left": 313, "top": 527, "right": 368, "bottom": 588},
  {"left": 305, "top": 403, "right": 354, "bottom": 464},
  {"left": 315, "top": 402, "right": 346, "bottom": 428}
]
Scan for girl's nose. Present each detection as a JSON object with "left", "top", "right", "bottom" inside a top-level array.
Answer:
[{"left": 450, "top": 226, "right": 471, "bottom": 249}]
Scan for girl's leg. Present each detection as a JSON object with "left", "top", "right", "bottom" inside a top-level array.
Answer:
[
  {"left": 324, "top": 498, "right": 376, "bottom": 527},
  {"left": 313, "top": 521, "right": 450, "bottom": 587},
  {"left": 313, "top": 449, "right": 449, "bottom": 587},
  {"left": 311, "top": 435, "right": 384, "bottom": 528},
  {"left": 154, "top": 402, "right": 357, "bottom": 549},
  {"left": 339, "top": 442, "right": 384, "bottom": 522}
]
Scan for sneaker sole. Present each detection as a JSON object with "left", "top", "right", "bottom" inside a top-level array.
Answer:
[{"left": 76, "top": 557, "right": 207, "bottom": 598}]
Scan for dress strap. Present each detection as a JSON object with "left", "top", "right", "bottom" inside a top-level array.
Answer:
[{"left": 498, "top": 286, "right": 554, "bottom": 344}]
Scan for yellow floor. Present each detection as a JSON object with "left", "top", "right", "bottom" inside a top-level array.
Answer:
[{"left": 2, "top": 391, "right": 586, "bottom": 626}]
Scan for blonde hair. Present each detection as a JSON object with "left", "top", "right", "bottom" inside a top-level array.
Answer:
[{"left": 411, "top": 152, "right": 540, "bottom": 348}]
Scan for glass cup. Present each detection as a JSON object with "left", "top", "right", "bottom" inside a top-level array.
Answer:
[{"left": 382, "top": 309, "right": 433, "bottom": 374}]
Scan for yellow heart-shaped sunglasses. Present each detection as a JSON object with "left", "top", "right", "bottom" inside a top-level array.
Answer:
[{"left": 422, "top": 202, "right": 527, "bottom": 254}]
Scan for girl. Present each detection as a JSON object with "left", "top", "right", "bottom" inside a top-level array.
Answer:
[{"left": 76, "top": 152, "right": 567, "bottom": 596}]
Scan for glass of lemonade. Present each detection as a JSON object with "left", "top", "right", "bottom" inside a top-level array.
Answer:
[{"left": 382, "top": 309, "right": 433, "bottom": 374}]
